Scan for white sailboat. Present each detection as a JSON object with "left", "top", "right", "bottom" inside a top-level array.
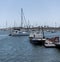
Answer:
[
  {"left": 9, "top": 30, "right": 29, "bottom": 36},
  {"left": 9, "top": 8, "right": 29, "bottom": 36}
]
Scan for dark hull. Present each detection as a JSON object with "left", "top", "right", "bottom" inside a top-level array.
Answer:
[
  {"left": 55, "top": 42, "right": 60, "bottom": 49},
  {"left": 55, "top": 44, "right": 60, "bottom": 48},
  {"left": 30, "top": 39, "right": 45, "bottom": 45}
]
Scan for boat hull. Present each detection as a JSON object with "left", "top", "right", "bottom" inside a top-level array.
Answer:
[
  {"left": 44, "top": 44, "right": 56, "bottom": 48},
  {"left": 30, "top": 39, "right": 46, "bottom": 45},
  {"left": 9, "top": 31, "right": 29, "bottom": 36},
  {"left": 55, "top": 43, "right": 60, "bottom": 48},
  {"left": 9, "top": 33, "right": 29, "bottom": 36}
]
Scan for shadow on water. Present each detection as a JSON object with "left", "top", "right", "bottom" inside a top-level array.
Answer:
[
  {"left": 30, "top": 42, "right": 43, "bottom": 47},
  {"left": 55, "top": 47, "right": 60, "bottom": 52}
]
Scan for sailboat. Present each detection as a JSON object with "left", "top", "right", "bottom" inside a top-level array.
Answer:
[{"left": 9, "top": 8, "right": 29, "bottom": 36}]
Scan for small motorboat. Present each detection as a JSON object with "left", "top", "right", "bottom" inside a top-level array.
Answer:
[
  {"left": 29, "top": 31, "right": 46, "bottom": 45},
  {"left": 44, "top": 40, "right": 56, "bottom": 48}
]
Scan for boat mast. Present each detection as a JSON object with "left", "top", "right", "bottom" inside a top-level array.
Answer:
[
  {"left": 41, "top": 27, "right": 45, "bottom": 38},
  {"left": 6, "top": 20, "right": 7, "bottom": 29},
  {"left": 21, "top": 8, "right": 23, "bottom": 28},
  {"left": 14, "top": 20, "right": 15, "bottom": 27}
]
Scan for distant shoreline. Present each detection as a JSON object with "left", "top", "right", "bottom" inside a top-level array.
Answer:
[{"left": 1, "top": 27, "right": 60, "bottom": 31}]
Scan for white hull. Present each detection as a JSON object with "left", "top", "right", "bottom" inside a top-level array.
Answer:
[
  {"left": 9, "top": 30, "right": 29, "bottom": 36},
  {"left": 11, "top": 33, "right": 29, "bottom": 36}
]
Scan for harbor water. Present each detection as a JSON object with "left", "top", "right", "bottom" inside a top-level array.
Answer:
[{"left": 0, "top": 30, "right": 60, "bottom": 62}]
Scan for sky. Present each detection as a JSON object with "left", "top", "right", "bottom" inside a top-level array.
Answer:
[{"left": 0, "top": 0, "right": 60, "bottom": 28}]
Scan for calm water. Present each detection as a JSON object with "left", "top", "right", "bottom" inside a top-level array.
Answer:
[{"left": 0, "top": 30, "right": 60, "bottom": 62}]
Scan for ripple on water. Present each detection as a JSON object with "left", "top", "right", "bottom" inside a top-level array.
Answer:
[{"left": 0, "top": 31, "right": 60, "bottom": 62}]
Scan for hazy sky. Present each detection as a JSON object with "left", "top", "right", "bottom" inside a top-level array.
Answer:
[{"left": 0, "top": 0, "right": 60, "bottom": 28}]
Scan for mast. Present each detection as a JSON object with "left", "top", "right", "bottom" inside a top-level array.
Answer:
[
  {"left": 21, "top": 8, "right": 23, "bottom": 28},
  {"left": 6, "top": 20, "right": 7, "bottom": 29},
  {"left": 41, "top": 27, "right": 45, "bottom": 38},
  {"left": 14, "top": 20, "right": 16, "bottom": 28}
]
